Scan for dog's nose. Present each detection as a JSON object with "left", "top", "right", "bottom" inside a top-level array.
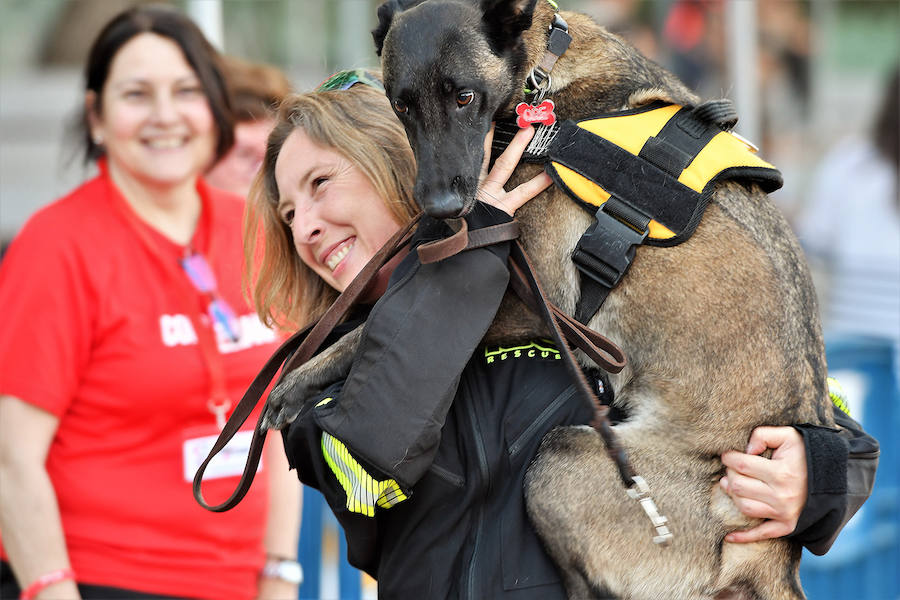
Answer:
[{"left": 424, "top": 191, "right": 466, "bottom": 219}]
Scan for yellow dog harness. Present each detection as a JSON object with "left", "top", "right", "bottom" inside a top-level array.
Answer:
[{"left": 492, "top": 100, "right": 783, "bottom": 322}]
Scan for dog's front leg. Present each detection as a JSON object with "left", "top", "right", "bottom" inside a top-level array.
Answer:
[{"left": 263, "top": 325, "right": 363, "bottom": 430}]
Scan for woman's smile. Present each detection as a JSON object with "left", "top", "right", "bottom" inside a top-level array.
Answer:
[
  {"left": 324, "top": 237, "right": 355, "bottom": 272},
  {"left": 142, "top": 134, "right": 189, "bottom": 151}
]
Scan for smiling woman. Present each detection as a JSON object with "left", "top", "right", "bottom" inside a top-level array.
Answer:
[
  {"left": 85, "top": 33, "right": 220, "bottom": 242},
  {"left": 244, "top": 82, "right": 419, "bottom": 331},
  {"left": 0, "top": 5, "right": 300, "bottom": 600},
  {"left": 273, "top": 127, "right": 403, "bottom": 294}
]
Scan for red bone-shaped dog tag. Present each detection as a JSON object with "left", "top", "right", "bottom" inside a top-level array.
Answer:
[{"left": 515, "top": 100, "right": 556, "bottom": 128}]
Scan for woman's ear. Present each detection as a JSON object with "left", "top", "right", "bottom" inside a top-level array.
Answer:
[{"left": 85, "top": 90, "right": 102, "bottom": 142}]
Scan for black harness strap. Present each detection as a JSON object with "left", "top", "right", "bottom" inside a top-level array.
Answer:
[
  {"left": 638, "top": 107, "right": 719, "bottom": 177},
  {"left": 547, "top": 117, "right": 709, "bottom": 239},
  {"left": 491, "top": 104, "right": 751, "bottom": 324}
]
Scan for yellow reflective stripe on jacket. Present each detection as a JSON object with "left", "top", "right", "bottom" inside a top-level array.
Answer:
[
  {"left": 321, "top": 431, "right": 408, "bottom": 517},
  {"left": 827, "top": 377, "right": 851, "bottom": 417}
]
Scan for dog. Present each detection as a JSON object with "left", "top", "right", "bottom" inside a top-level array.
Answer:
[{"left": 266, "top": 1, "right": 833, "bottom": 598}]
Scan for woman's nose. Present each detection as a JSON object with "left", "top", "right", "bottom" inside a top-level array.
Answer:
[
  {"left": 292, "top": 210, "right": 324, "bottom": 244},
  {"left": 151, "top": 91, "right": 179, "bottom": 123}
]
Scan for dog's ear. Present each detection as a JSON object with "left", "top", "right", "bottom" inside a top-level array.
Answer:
[
  {"left": 480, "top": 0, "right": 538, "bottom": 54},
  {"left": 373, "top": 0, "right": 424, "bottom": 57}
]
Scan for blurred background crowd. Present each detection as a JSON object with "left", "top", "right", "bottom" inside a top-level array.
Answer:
[
  {"left": 2, "top": 0, "right": 898, "bottom": 328},
  {"left": 1, "top": 0, "right": 896, "bottom": 224}
]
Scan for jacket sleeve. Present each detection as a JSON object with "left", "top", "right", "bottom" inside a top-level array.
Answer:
[
  {"left": 313, "top": 203, "right": 515, "bottom": 491},
  {"left": 281, "top": 381, "right": 391, "bottom": 576},
  {"left": 280, "top": 203, "right": 514, "bottom": 497},
  {"left": 789, "top": 404, "right": 880, "bottom": 555}
]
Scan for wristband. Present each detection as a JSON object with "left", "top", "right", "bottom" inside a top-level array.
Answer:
[{"left": 20, "top": 568, "right": 76, "bottom": 600}]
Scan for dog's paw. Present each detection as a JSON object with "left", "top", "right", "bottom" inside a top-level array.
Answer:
[
  {"left": 262, "top": 370, "right": 312, "bottom": 430},
  {"left": 262, "top": 325, "right": 363, "bottom": 430}
]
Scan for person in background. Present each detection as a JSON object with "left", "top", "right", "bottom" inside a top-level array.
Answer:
[
  {"left": 241, "top": 70, "right": 877, "bottom": 598},
  {"left": 797, "top": 65, "right": 899, "bottom": 349},
  {"left": 205, "top": 55, "right": 292, "bottom": 198},
  {"left": 0, "top": 6, "right": 300, "bottom": 600}
]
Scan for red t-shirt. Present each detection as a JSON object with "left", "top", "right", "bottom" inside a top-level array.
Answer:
[{"left": 0, "top": 164, "right": 281, "bottom": 599}]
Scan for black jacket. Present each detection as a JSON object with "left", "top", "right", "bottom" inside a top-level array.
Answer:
[
  {"left": 285, "top": 334, "right": 590, "bottom": 599},
  {"left": 282, "top": 204, "right": 878, "bottom": 598}
]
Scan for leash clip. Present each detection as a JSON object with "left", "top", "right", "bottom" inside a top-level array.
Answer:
[
  {"left": 626, "top": 475, "right": 674, "bottom": 546},
  {"left": 524, "top": 12, "right": 571, "bottom": 104}
]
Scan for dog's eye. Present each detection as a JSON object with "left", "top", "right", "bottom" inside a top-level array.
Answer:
[
  {"left": 456, "top": 90, "right": 474, "bottom": 107},
  {"left": 393, "top": 98, "right": 408, "bottom": 114}
]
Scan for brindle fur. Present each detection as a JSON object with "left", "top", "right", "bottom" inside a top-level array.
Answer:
[{"left": 265, "top": 1, "right": 831, "bottom": 597}]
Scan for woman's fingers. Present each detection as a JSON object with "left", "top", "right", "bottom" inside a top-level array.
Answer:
[
  {"left": 501, "top": 172, "right": 553, "bottom": 214},
  {"left": 720, "top": 426, "right": 808, "bottom": 544},
  {"left": 725, "top": 519, "right": 795, "bottom": 544},
  {"left": 480, "top": 123, "right": 495, "bottom": 182},
  {"left": 477, "top": 125, "right": 548, "bottom": 216},
  {"left": 719, "top": 471, "right": 780, "bottom": 518},
  {"left": 483, "top": 126, "right": 535, "bottom": 188}
]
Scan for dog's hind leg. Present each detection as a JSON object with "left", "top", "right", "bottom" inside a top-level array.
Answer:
[
  {"left": 526, "top": 423, "right": 731, "bottom": 599},
  {"left": 709, "top": 484, "right": 806, "bottom": 600},
  {"left": 527, "top": 422, "right": 808, "bottom": 600}
]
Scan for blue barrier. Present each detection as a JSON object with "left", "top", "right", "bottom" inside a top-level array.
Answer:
[
  {"left": 298, "top": 486, "right": 365, "bottom": 600},
  {"left": 799, "top": 335, "right": 900, "bottom": 599}
]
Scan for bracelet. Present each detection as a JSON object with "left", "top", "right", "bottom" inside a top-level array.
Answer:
[
  {"left": 20, "top": 568, "right": 76, "bottom": 600},
  {"left": 261, "top": 557, "right": 303, "bottom": 585}
]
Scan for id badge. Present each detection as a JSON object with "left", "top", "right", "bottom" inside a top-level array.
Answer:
[{"left": 183, "top": 426, "right": 262, "bottom": 482}]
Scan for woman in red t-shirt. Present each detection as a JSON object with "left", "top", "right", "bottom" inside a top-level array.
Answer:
[{"left": 0, "top": 6, "right": 299, "bottom": 600}]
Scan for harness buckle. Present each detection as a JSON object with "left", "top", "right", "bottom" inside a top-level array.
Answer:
[{"left": 572, "top": 198, "right": 649, "bottom": 290}]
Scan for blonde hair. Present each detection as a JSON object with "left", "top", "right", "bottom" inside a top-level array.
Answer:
[{"left": 243, "top": 82, "right": 418, "bottom": 331}]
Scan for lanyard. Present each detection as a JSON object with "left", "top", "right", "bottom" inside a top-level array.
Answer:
[{"left": 103, "top": 168, "right": 232, "bottom": 428}]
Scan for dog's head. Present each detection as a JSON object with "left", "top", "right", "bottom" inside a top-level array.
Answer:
[{"left": 374, "top": 0, "right": 538, "bottom": 218}]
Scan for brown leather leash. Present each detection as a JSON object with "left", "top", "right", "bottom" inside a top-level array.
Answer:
[
  {"left": 193, "top": 214, "right": 422, "bottom": 512},
  {"left": 194, "top": 213, "right": 638, "bottom": 511},
  {"left": 419, "top": 218, "right": 636, "bottom": 486},
  {"left": 506, "top": 239, "right": 672, "bottom": 544},
  {"left": 420, "top": 219, "right": 670, "bottom": 543},
  {"left": 507, "top": 240, "right": 635, "bottom": 486},
  {"left": 415, "top": 217, "right": 520, "bottom": 264}
]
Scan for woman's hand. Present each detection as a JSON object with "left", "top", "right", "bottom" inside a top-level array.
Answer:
[
  {"left": 477, "top": 124, "right": 552, "bottom": 216},
  {"left": 720, "top": 426, "right": 808, "bottom": 543}
]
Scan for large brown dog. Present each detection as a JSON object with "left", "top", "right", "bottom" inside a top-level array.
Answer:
[{"left": 266, "top": 1, "right": 832, "bottom": 598}]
